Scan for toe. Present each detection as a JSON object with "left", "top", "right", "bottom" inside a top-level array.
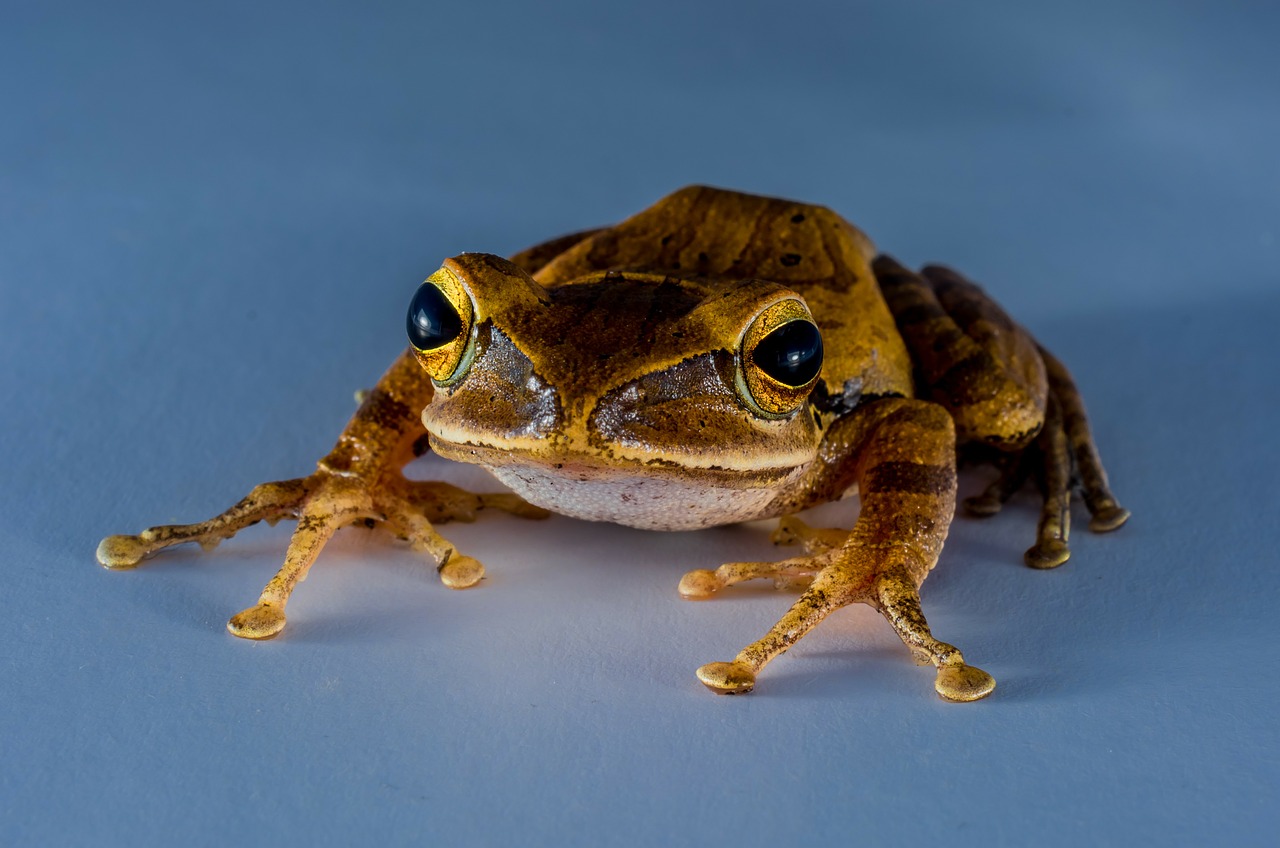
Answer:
[
  {"left": 1089, "top": 505, "right": 1131, "bottom": 533},
  {"left": 935, "top": 663, "right": 996, "bottom": 702},
  {"left": 678, "top": 569, "right": 724, "bottom": 599},
  {"left": 1024, "top": 538, "right": 1070, "bottom": 569},
  {"left": 439, "top": 555, "right": 485, "bottom": 589},
  {"left": 227, "top": 603, "right": 287, "bottom": 639},
  {"left": 96, "top": 535, "right": 149, "bottom": 569},
  {"left": 696, "top": 661, "right": 757, "bottom": 694}
]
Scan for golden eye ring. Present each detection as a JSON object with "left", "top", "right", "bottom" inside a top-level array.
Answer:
[
  {"left": 739, "top": 299, "right": 823, "bottom": 418},
  {"left": 406, "top": 267, "right": 475, "bottom": 386}
]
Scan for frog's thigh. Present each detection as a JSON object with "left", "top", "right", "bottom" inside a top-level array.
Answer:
[
  {"left": 876, "top": 257, "right": 1129, "bottom": 562},
  {"left": 873, "top": 255, "right": 1047, "bottom": 448},
  {"left": 911, "top": 261, "right": 1126, "bottom": 519},
  {"left": 696, "top": 399, "right": 993, "bottom": 701}
]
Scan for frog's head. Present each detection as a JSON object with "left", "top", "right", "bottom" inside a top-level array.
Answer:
[{"left": 406, "top": 253, "right": 825, "bottom": 529}]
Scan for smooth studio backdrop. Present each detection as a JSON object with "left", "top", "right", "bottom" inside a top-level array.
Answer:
[{"left": 2, "top": 1, "right": 1277, "bottom": 845}]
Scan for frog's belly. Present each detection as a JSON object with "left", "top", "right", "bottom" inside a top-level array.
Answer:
[{"left": 486, "top": 464, "right": 793, "bottom": 531}]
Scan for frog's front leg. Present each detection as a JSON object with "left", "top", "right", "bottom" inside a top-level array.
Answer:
[
  {"left": 694, "top": 398, "right": 995, "bottom": 701},
  {"left": 98, "top": 350, "right": 547, "bottom": 638}
]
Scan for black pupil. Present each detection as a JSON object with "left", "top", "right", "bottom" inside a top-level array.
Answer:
[
  {"left": 406, "top": 283, "right": 463, "bottom": 350},
  {"left": 754, "top": 321, "right": 823, "bottom": 386}
]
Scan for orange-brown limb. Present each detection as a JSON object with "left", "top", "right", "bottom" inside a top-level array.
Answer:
[
  {"left": 98, "top": 351, "right": 547, "bottom": 637},
  {"left": 692, "top": 398, "right": 995, "bottom": 701}
]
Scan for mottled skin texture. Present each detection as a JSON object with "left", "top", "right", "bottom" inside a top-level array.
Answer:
[{"left": 98, "top": 186, "right": 1128, "bottom": 700}]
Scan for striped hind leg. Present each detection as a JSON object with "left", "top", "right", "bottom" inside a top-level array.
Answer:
[{"left": 873, "top": 256, "right": 1129, "bottom": 567}]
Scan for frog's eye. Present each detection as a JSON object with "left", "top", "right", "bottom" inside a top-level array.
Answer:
[
  {"left": 406, "top": 268, "right": 474, "bottom": 385},
  {"left": 754, "top": 321, "right": 823, "bottom": 386},
  {"left": 408, "top": 283, "right": 461, "bottom": 349},
  {"left": 740, "top": 299, "right": 823, "bottom": 417}
]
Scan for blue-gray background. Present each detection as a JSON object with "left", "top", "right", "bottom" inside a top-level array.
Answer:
[{"left": 2, "top": 1, "right": 1277, "bottom": 845}]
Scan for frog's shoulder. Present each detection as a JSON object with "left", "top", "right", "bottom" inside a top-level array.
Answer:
[{"left": 534, "top": 186, "right": 913, "bottom": 402}]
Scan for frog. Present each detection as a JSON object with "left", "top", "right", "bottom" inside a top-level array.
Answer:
[{"left": 97, "top": 186, "right": 1129, "bottom": 701}]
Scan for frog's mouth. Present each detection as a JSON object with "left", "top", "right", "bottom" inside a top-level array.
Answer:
[
  {"left": 426, "top": 433, "right": 806, "bottom": 531},
  {"left": 425, "top": 433, "right": 803, "bottom": 488}
]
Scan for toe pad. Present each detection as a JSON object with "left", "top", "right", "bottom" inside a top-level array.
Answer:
[
  {"left": 696, "top": 661, "right": 757, "bottom": 694},
  {"left": 935, "top": 664, "right": 996, "bottom": 702}
]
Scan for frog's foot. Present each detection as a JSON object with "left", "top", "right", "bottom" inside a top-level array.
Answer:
[
  {"left": 1022, "top": 353, "right": 1130, "bottom": 568},
  {"left": 400, "top": 479, "right": 551, "bottom": 524},
  {"left": 1040, "top": 347, "right": 1131, "bottom": 534},
  {"left": 963, "top": 450, "right": 1032, "bottom": 517},
  {"left": 678, "top": 549, "right": 833, "bottom": 600},
  {"left": 99, "top": 469, "right": 540, "bottom": 637},
  {"left": 380, "top": 478, "right": 546, "bottom": 588},
  {"left": 695, "top": 563, "right": 994, "bottom": 702},
  {"left": 679, "top": 517, "right": 845, "bottom": 599},
  {"left": 871, "top": 570, "right": 995, "bottom": 701},
  {"left": 769, "top": 515, "right": 850, "bottom": 554},
  {"left": 227, "top": 601, "right": 287, "bottom": 640},
  {"left": 695, "top": 660, "right": 757, "bottom": 694},
  {"left": 957, "top": 346, "right": 1129, "bottom": 567},
  {"left": 1022, "top": 392, "right": 1073, "bottom": 569}
]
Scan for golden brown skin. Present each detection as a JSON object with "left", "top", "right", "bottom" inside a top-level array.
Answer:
[{"left": 98, "top": 186, "right": 1128, "bottom": 700}]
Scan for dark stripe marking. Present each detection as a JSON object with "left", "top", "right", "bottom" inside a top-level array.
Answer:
[
  {"left": 359, "top": 389, "right": 413, "bottom": 432},
  {"left": 892, "top": 303, "right": 947, "bottom": 327},
  {"left": 931, "top": 353, "right": 1003, "bottom": 405},
  {"left": 864, "top": 461, "right": 956, "bottom": 495}
]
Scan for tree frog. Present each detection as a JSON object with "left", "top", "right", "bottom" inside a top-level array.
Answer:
[{"left": 98, "top": 186, "right": 1129, "bottom": 701}]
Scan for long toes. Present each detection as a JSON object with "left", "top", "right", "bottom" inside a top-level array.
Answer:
[
  {"left": 678, "top": 569, "right": 725, "bottom": 599},
  {"left": 227, "top": 603, "right": 287, "bottom": 639},
  {"left": 1089, "top": 504, "right": 1131, "bottom": 533},
  {"left": 96, "top": 535, "right": 150, "bottom": 569},
  {"left": 935, "top": 663, "right": 996, "bottom": 702},
  {"left": 696, "top": 661, "right": 757, "bottom": 695},
  {"left": 438, "top": 555, "right": 485, "bottom": 589}
]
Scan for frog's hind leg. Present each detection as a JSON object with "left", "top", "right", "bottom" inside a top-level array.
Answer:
[
  {"left": 1039, "top": 346, "right": 1131, "bottom": 533},
  {"left": 1002, "top": 352, "right": 1129, "bottom": 569},
  {"left": 873, "top": 255, "right": 1048, "bottom": 450},
  {"left": 872, "top": 256, "right": 1129, "bottom": 566},
  {"left": 1025, "top": 392, "right": 1072, "bottom": 568}
]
